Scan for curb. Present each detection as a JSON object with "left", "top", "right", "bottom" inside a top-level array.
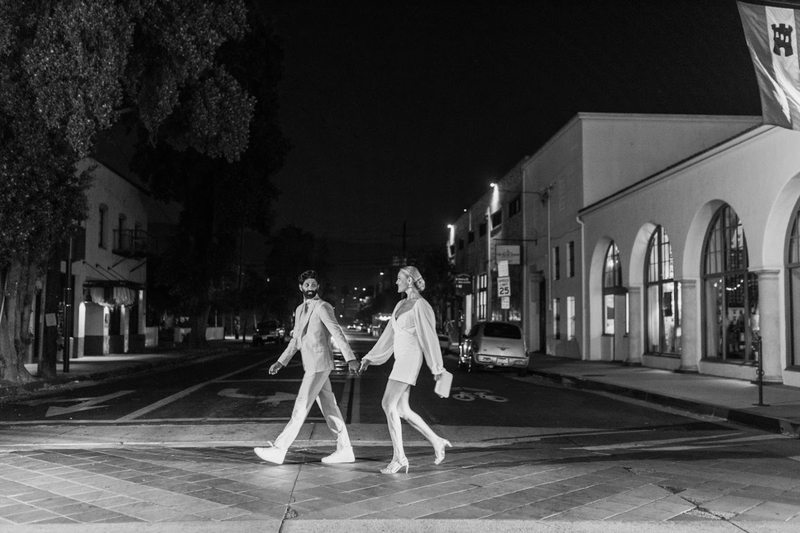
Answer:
[
  {"left": 0, "top": 345, "right": 239, "bottom": 401},
  {"left": 524, "top": 368, "right": 799, "bottom": 438}
]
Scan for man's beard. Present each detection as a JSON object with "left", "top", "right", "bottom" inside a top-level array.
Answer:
[{"left": 304, "top": 290, "right": 317, "bottom": 299}]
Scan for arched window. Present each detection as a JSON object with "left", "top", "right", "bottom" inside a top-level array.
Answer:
[
  {"left": 703, "top": 205, "right": 757, "bottom": 362},
  {"left": 603, "top": 242, "right": 624, "bottom": 334},
  {"left": 645, "top": 226, "right": 681, "bottom": 355},
  {"left": 786, "top": 203, "right": 800, "bottom": 367}
]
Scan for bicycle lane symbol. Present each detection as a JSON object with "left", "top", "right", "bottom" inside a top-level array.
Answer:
[{"left": 450, "top": 387, "right": 508, "bottom": 402}]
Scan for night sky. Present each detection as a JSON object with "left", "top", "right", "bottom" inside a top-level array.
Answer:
[{"left": 268, "top": 0, "right": 761, "bottom": 288}]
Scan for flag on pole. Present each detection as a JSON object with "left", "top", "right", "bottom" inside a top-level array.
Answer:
[{"left": 738, "top": 1, "right": 800, "bottom": 129}]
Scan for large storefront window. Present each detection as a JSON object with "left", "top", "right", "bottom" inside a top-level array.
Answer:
[
  {"left": 645, "top": 226, "right": 681, "bottom": 355},
  {"left": 477, "top": 274, "right": 487, "bottom": 321},
  {"left": 787, "top": 203, "right": 800, "bottom": 367},
  {"left": 603, "top": 242, "right": 623, "bottom": 335},
  {"left": 703, "top": 205, "right": 758, "bottom": 362}
]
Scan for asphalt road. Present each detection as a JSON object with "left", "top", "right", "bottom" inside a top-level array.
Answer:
[{"left": 0, "top": 332, "right": 735, "bottom": 441}]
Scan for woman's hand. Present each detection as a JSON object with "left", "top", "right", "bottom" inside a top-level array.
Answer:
[
  {"left": 433, "top": 371, "right": 443, "bottom": 381},
  {"left": 359, "top": 359, "right": 371, "bottom": 374}
]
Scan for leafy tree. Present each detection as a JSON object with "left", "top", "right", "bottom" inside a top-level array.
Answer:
[
  {"left": 263, "top": 225, "right": 332, "bottom": 327},
  {"left": 131, "top": 1, "right": 289, "bottom": 346},
  {"left": 0, "top": 0, "right": 260, "bottom": 382}
]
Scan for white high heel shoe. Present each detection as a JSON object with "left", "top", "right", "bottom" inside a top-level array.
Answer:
[
  {"left": 380, "top": 457, "right": 409, "bottom": 474},
  {"left": 434, "top": 439, "right": 452, "bottom": 465}
]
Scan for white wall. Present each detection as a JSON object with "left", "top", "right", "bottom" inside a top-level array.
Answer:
[{"left": 581, "top": 114, "right": 760, "bottom": 207}]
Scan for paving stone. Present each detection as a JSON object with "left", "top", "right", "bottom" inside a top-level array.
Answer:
[{"left": 739, "top": 501, "right": 800, "bottom": 520}]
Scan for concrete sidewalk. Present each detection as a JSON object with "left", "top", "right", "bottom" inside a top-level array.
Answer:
[{"left": 523, "top": 354, "right": 800, "bottom": 438}]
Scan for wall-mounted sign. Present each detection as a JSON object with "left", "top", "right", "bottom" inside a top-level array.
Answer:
[
  {"left": 498, "top": 260, "right": 509, "bottom": 277},
  {"left": 496, "top": 245, "right": 520, "bottom": 265},
  {"left": 454, "top": 273, "right": 472, "bottom": 295}
]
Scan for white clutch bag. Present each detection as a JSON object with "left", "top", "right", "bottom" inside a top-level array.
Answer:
[{"left": 435, "top": 370, "right": 453, "bottom": 398}]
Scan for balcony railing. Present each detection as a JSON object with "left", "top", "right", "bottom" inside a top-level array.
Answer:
[{"left": 112, "top": 228, "right": 149, "bottom": 257}]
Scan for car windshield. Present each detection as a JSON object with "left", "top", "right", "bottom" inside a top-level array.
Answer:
[
  {"left": 483, "top": 323, "right": 521, "bottom": 339},
  {"left": 257, "top": 321, "right": 278, "bottom": 330}
]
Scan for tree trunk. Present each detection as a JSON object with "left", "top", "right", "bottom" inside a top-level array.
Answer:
[
  {"left": 0, "top": 259, "right": 39, "bottom": 383},
  {"left": 188, "top": 306, "right": 211, "bottom": 348}
]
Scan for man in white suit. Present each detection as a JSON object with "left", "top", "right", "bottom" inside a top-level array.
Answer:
[{"left": 254, "top": 270, "right": 360, "bottom": 465}]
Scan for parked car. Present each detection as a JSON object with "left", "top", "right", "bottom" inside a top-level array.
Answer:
[
  {"left": 458, "top": 321, "right": 528, "bottom": 375},
  {"left": 252, "top": 320, "right": 286, "bottom": 346},
  {"left": 438, "top": 333, "right": 455, "bottom": 355}
]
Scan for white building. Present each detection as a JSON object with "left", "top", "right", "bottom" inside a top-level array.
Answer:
[
  {"left": 448, "top": 113, "right": 800, "bottom": 387},
  {"left": 69, "top": 158, "right": 150, "bottom": 357}
]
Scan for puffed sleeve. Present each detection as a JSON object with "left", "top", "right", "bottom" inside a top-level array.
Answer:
[
  {"left": 362, "top": 304, "right": 399, "bottom": 365},
  {"left": 414, "top": 298, "right": 445, "bottom": 376}
]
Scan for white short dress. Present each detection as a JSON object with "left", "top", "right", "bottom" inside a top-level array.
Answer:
[{"left": 363, "top": 297, "right": 445, "bottom": 386}]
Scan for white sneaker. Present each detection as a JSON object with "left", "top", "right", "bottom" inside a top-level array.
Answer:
[
  {"left": 254, "top": 445, "right": 286, "bottom": 465},
  {"left": 321, "top": 447, "right": 355, "bottom": 464}
]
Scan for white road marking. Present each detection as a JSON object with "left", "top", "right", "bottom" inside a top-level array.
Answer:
[
  {"left": 566, "top": 432, "right": 789, "bottom": 451},
  {"left": 351, "top": 374, "right": 361, "bottom": 424},
  {"left": 44, "top": 391, "right": 134, "bottom": 417},
  {"left": 0, "top": 417, "right": 325, "bottom": 426},
  {"left": 218, "top": 388, "right": 296, "bottom": 405},
  {"left": 338, "top": 376, "right": 352, "bottom": 422},
  {"left": 116, "top": 359, "right": 267, "bottom": 422}
]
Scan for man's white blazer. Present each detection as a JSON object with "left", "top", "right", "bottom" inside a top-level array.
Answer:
[{"left": 277, "top": 297, "right": 355, "bottom": 373}]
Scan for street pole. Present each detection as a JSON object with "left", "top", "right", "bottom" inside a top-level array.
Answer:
[
  {"left": 63, "top": 235, "right": 73, "bottom": 373},
  {"left": 753, "top": 333, "right": 768, "bottom": 406}
]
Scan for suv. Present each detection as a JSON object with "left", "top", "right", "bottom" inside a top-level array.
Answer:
[
  {"left": 459, "top": 321, "right": 528, "bottom": 375},
  {"left": 252, "top": 320, "right": 286, "bottom": 346}
]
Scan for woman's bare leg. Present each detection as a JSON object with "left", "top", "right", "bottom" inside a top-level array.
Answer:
[
  {"left": 381, "top": 379, "right": 409, "bottom": 462},
  {"left": 397, "top": 387, "right": 443, "bottom": 447}
]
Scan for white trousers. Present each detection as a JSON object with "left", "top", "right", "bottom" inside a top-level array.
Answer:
[{"left": 274, "top": 369, "right": 351, "bottom": 450}]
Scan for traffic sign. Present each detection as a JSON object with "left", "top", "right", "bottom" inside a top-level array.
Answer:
[{"left": 497, "top": 276, "right": 510, "bottom": 297}]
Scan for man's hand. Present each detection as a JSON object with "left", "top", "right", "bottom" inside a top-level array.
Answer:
[
  {"left": 347, "top": 359, "right": 360, "bottom": 375},
  {"left": 269, "top": 361, "right": 283, "bottom": 375}
]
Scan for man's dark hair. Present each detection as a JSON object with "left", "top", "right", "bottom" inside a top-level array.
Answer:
[{"left": 298, "top": 270, "right": 319, "bottom": 284}]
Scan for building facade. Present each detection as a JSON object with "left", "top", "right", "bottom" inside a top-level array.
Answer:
[
  {"left": 448, "top": 113, "right": 796, "bottom": 386},
  {"left": 68, "top": 158, "right": 150, "bottom": 357},
  {"left": 581, "top": 122, "right": 800, "bottom": 387}
]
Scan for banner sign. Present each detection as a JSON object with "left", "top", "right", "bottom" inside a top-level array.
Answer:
[{"left": 739, "top": 1, "right": 800, "bottom": 129}]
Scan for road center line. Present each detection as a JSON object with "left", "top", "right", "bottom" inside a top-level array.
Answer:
[
  {"left": 338, "top": 376, "right": 352, "bottom": 422},
  {"left": 117, "top": 359, "right": 269, "bottom": 422},
  {"left": 351, "top": 374, "right": 361, "bottom": 424}
]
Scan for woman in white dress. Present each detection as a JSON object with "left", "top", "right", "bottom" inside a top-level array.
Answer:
[{"left": 359, "top": 266, "right": 452, "bottom": 474}]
